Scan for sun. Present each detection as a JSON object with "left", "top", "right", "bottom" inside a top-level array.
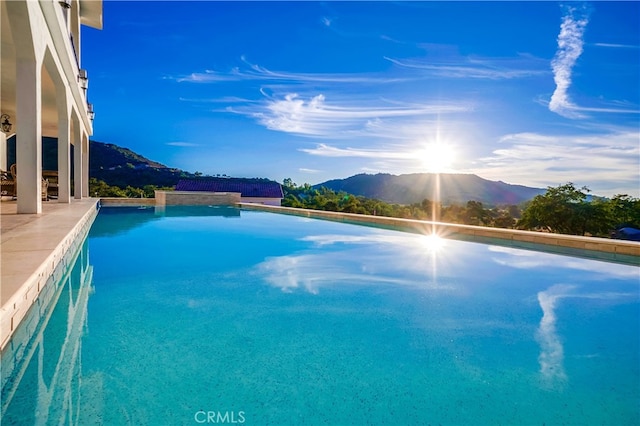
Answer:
[{"left": 422, "top": 142, "right": 455, "bottom": 173}]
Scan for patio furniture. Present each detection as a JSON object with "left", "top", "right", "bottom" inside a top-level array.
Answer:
[
  {"left": 9, "top": 164, "right": 50, "bottom": 201},
  {"left": 0, "top": 169, "right": 15, "bottom": 197},
  {"left": 42, "top": 170, "right": 59, "bottom": 199}
]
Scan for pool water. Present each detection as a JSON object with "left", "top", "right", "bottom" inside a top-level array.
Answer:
[{"left": 2, "top": 206, "right": 639, "bottom": 425}]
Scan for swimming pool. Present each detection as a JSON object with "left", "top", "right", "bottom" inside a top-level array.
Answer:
[{"left": 2, "top": 205, "right": 639, "bottom": 425}]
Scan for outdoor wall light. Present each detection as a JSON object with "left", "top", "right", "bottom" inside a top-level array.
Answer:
[
  {"left": 1, "top": 114, "right": 12, "bottom": 133},
  {"left": 78, "top": 69, "right": 88, "bottom": 90},
  {"left": 87, "top": 103, "right": 95, "bottom": 121}
]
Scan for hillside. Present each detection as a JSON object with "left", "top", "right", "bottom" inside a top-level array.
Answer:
[
  {"left": 315, "top": 173, "right": 545, "bottom": 206},
  {"left": 88, "top": 140, "right": 193, "bottom": 188},
  {"left": 7, "top": 137, "right": 192, "bottom": 188},
  {"left": 89, "top": 140, "right": 166, "bottom": 170}
]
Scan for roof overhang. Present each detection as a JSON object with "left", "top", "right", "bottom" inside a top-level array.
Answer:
[{"left": 79, "top": 0, "right": 102, "bottom": 30}]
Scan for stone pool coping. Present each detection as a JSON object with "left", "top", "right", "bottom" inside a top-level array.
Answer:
[{"left": 239, "top": 203, "right": 640, "bottom": 262}]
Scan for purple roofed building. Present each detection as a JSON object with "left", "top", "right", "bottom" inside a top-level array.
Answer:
[{"left": 175, "top": 178, "right": 284, "bottom": 206}]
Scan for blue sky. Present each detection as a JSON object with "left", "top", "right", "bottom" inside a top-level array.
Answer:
[{"left": 82, "top": 1, "right": 639, "bottom": 197}]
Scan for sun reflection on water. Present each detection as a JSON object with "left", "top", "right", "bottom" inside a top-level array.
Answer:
[{"left": 420, "top": 233, "right": 445, "bottom": 252}]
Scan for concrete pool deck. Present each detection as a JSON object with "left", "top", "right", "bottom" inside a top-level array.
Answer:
[
  {"left": 1, "top": 198, "right": 638, "bottom": 349},
  {"left": 0, "top": 198, "right": 99, "bottom": 350}
]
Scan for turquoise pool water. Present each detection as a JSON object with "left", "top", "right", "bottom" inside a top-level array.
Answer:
[{"left": 2, "top": 206, "right": 639, "bottom": 425}]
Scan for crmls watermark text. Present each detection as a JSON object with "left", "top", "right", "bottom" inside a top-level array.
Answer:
[{"left": 194, "top": 410, "right": 246, "bottom": 424}]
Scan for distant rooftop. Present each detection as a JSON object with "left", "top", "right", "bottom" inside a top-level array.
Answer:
[{"left": 176, "top": 178, "right": 284, "bottom": 199}]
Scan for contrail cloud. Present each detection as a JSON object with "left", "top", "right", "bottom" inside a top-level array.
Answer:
[{"left": 549, "top": 4, "right": 590, "bottom": 118}]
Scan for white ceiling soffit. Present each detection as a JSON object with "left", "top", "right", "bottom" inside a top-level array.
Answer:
[{"left": 79, "top": 0, "right": 102, "bottom": 30}]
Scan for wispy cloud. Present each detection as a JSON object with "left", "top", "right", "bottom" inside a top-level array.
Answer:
[
  {"left": 175, "top": 53, "right": 548, "bottom": 88},
  {"left": 536, "top": 284, "right": 574, "bottom": 388},
  {"left": 235, "top": 92, "right": 469, "bottom": 138},
  {"left": 300, "top": 143, "right": 416, "bottom": 159},
  {"left": 299, "top": 167, "right": 321, "bottom": 174},
  {"left": 549, "top": 4, "right": 590, "bottom": 118},
  {"left": 175, "top": 69, "right": 245, "bottom": 83},
  {"left": 166, "top": 142, "right": 200, "bottom": 147},
  {"left": 173, "top": 58, "right": 475, "bottom": 153},
  {"left": 534, "top": 283, "right": 636, "bottom": 388},
  {"left": 174, "top": 60, "right": 408, "bottom": 85},
  {"left": 253, "top": 231, "right": 454, "bottom": 294},
  {"left": 385, "top": 54, "right": 548, "bottom": 80},
  {"left": 470, "top": 130, "right": 640, "bottom": 196},
  {"left": 178, "top": 96, "right": 257, "bottom": 104},
  {"left": 489, "top": 246, "right": 640, "bottom": 279},
  {"left": 570, "top": 105, "right": 640, "bottom": 114},
  {"left": 593, "top": 42, "right": 639, "bottom": 49},
  {"left": 299, "top": 139, "right": 464, "bottom": 174},
  {"left": 537, "top": 95, "right": 640, "bottom": 115},
  {"left": 255, "top": 252, "right": 419, "bottom": 294}
]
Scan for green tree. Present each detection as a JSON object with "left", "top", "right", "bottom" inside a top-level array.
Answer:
[
  {"left": 441, "top": 204, "right": 464, "bottom": 223},
  {"left": 464, "top": 201, "right": 489, "bottom": 226},
  {"left": 282, "top": 193, "right": 303, "bottom": 208},
  {"left": 124, "top": 186, "right": 145, "bottom": 198},
  {"left": 492, "top": 212, "right": 516, "bottom": 228},
  {"left": 607, "top": 194, "right": 640, "bottom": 228},
  {"left": 518, "top": 183, "right": 591, "bottom": 235},
  {"left": 89, "top": 178, "right": 127, "bottom": 197},
  {"left": 507, "top": 204, "right": 521, "bottom": 219},
  {"left": 282, "top": 178, "right": 296, "bottom": 190}
]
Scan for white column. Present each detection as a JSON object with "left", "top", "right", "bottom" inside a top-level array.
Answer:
[
  {"left": 0, "top": 132, "right": 6, "bottom": 171},
  {"left": 81, "top": 136, "right": 88, "bottom": 197},
  {"left": 16, "top": 57, "right": 43, "bottom": 214},
  {"left": 73, "top": 128, "right": 82, "bottom": 199},
  {"left": 57, "top": 91, "right": 71, "bottom": 203}
]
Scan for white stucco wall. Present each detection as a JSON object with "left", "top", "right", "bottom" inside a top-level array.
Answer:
[{"left": 240, "top": 197, "right": 282, "bottom": 206}]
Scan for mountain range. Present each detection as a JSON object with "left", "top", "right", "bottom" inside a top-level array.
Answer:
[{"left": 315, "top": 173, "right": 545, "bottom": 206}]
